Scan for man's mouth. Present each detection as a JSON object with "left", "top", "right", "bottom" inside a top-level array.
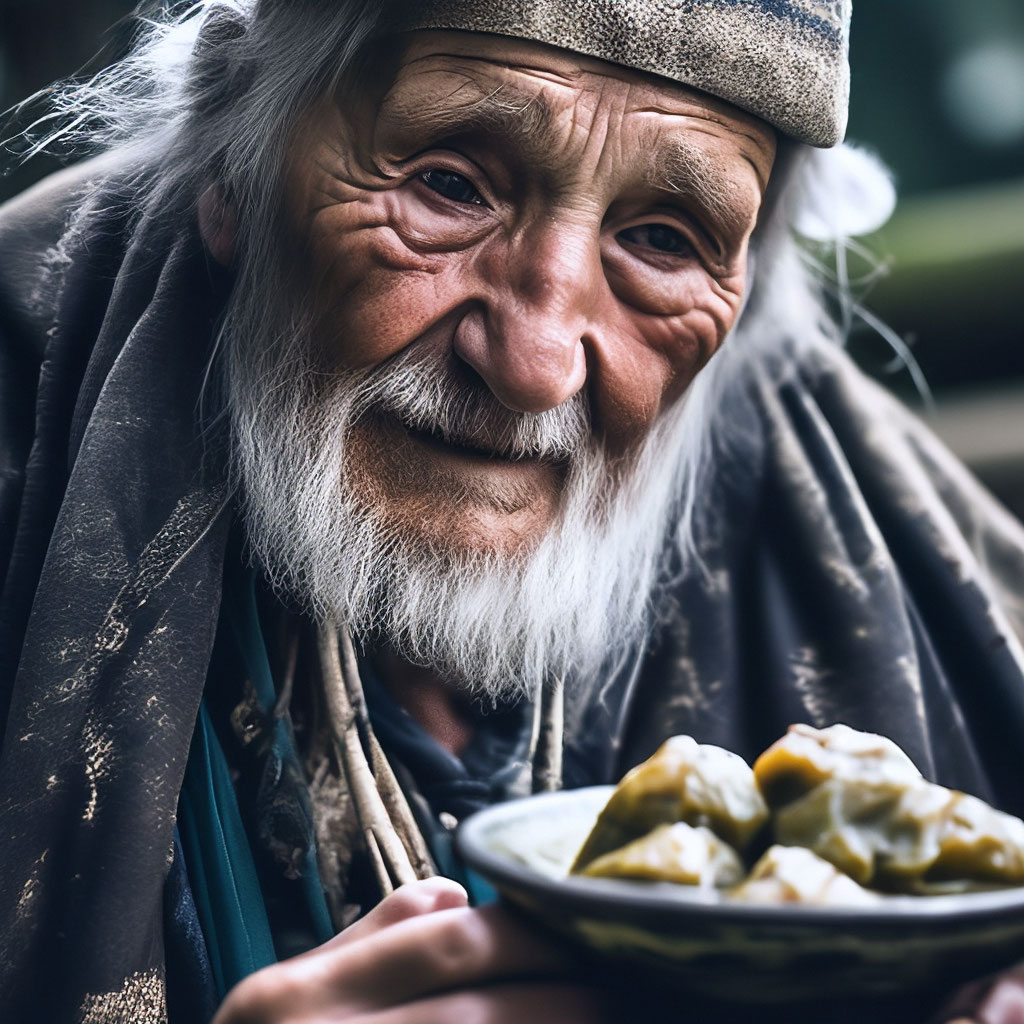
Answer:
[
  {"left": 374, "top": 409, "right": 556, "bottom": 465},
  {"left": 346, "top": 409, "right": 571, "bottom": 533},
  {"left": 401, "top": 418, "right": 519, "bottom": 461}
]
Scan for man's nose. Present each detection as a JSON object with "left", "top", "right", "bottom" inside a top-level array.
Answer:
[{"left": 453, "top": 219, "right": 599, "bottom": 414}]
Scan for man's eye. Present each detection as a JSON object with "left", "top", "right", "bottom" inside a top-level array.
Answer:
[
  {"left": 618, "top": 224, "right": 692, "bottom": 255},
  {"left": 419, "top": 169, "right": 484, "bottom": 206}
]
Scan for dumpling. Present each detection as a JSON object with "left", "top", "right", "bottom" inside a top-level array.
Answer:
[
  {"left": 731, "top": 845, "right": 879, "bottom": 906},
  {"left": 752, "top": 723, "right": 921, "bottom": 810},
  {"left": 572, "top": 735, "right": 768, "bottom": 872},
  {"left": 757, "top": 724, "right": 1024, "bottom": 891},
  {"left": 581, "top": 822, "right": 744, "bottom": 888}
]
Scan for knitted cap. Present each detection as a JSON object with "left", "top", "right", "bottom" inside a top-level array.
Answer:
[{"left": 396, "top": 0, "right": 852, "bottom": 147}]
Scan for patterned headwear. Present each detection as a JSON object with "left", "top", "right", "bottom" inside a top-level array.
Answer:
[{"left": 396, "top": 0, "right": 852, "bottom": 147}]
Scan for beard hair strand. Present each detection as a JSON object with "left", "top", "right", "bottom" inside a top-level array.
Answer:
[{"left": 230, "top": 331, "right": 685, "bottom": 706}]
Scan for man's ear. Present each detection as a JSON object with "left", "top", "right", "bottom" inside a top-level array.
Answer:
[{"left": 198, "top": 183, "right": 237, "bottom": 266}]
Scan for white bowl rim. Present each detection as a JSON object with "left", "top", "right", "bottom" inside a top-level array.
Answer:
[{"left": 456, "top": 785, "right": 1024, "bottom": 930}]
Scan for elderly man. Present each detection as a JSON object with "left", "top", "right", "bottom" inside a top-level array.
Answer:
[{"left": 2, "top": 1, "right": 1024, "bottom": 1022}]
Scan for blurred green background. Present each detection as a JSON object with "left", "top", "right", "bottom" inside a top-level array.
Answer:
[{"left": 2, "top": 0, "right": 1023, "bottom": 515}]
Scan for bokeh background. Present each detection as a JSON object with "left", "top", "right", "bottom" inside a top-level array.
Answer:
[{"left": 2, "top": 0, "right": 1023, "bottom": 516}]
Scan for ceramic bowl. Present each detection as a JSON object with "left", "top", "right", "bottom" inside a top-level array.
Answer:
[{"left": 456, "top": 786, "right": 1024, "bottom": 1006}]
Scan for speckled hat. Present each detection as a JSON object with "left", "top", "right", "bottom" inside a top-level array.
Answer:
[{"left": 396, "top": 0, "right": 852, "bottom": 147}]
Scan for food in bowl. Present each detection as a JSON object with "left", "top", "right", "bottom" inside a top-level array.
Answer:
[
  {"left": 569, "top": 723, "right": 1024, "bottom": 904},
  {"left": 579, "top": 821, "right": 745, "bottom": 887},
  {"left": 571, "top": 734, "right": 768, "bottom": 872},
  {"left": 732, "top": 844, "right": 879, "bottom": 905},
  {"left": 757, "top": 724, "right": 1024, "bottom": 892}
]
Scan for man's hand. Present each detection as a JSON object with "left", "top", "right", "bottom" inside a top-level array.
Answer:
[
  {"left": 937, "top": 967, "right": 1024, "bottom": 1024},
  {"left": 212, "top": 877, "right": 607, "bottom": 1023}
]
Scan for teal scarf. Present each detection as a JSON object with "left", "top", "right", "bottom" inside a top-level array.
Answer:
[{"left": 177, "top": 565, "right": 333, "bottom": 998}]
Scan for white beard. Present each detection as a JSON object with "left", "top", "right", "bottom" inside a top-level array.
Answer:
[{"left": 231, "top": 341, "right": 687, "bottom": 705}]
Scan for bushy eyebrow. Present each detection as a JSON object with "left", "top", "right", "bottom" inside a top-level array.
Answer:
[
  {"left": 387, "top": 77, "right": 760, "bottom": 239},
  {"left": 647, "top": 137, "right": 757, "bottom": 240}
]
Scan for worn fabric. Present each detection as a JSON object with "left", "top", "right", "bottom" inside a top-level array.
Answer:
[
  {"left": 2, "top": 161, "right": 1024, "bottom": 1023},
  {"left": 570, "top": 358, "right": 1024, "bottom": 815},
  {"left": 163, "top": 829, "right": 218, "bottom": 1024},
  {"left": 177, "top": 699, "right": 277, "bottom": 998},
  {"left": 397, "top": 0, "right": 852, "bottom": 146},
  {"left": 0, "top": 165, "right": 234, "bottom": 1023},
  {"left": 173, "top": 556, "right": 333, "bottom": 1003}
]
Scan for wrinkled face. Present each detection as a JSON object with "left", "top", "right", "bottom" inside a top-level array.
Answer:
[{"left": 282, "top": 32, "right": 776, "bottom": 556}]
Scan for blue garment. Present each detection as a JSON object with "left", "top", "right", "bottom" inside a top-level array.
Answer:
[
  {"left": 218, "top": 564, "right": 334, "bottom": 946},
  {"left": 173, "top": 559, "right": 334, "bottom": 1010},
  {"left": 168, "top": 554, "right": 530, "bottom": 1018},
  {"left": 177, "top": 699, "right": 277, "bottom": 997},
  {"left": 163, "top": 828, "right": 218, "bottom": 1024}
]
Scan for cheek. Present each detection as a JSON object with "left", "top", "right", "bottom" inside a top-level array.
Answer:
[
  {"left": 301, "top": 195, "right": 478, "bottom": 370},
  {"left": 592, "top": 273, "right": 746, "bottom": 450}
]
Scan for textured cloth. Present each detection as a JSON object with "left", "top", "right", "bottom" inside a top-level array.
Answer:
[
  {"left": 0, "top": 165, "right": 234, "bottom": 1023},
  {"left": 177, "top": 699, "right": 277, "bottom": 997},
  {"left": 174, "top": 557, "right": 334, "bottom": 1003},
  {"left": 163, "top": 830, "right": 218, "bottom": 1024},
  {"left": 566, "top": 359, "right": 1024, "bottom": 815},
  {"left": 398, "top": 0, "right": 851, "bottom": 146},
  {"left": 2, "top": 160, "right": 1024, "bottom": 1023}
]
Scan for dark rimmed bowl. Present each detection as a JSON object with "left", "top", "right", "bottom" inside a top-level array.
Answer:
[{"left": 456, "top": 786, "right": 1024, "bottom": 1005}]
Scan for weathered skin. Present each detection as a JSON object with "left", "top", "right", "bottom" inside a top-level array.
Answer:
[
  {"left": 212, "top": 877, "right": 609, "bottom": 1024},
  {"left": 571, "top": 734, "right": 769, "bottom": 871},
  {"left": 278, "top": 31, "right": 775, "bottom": 559},
  {"left": 239, "top": 27, "right": 777, "bottom": 755}
]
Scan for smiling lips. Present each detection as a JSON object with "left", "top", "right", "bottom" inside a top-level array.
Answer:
[
  {"left": 401, "top": 417, "right": 523, "bottom": 461},
  {"left": 383, "top": 410, "right": 566, "bottom": 467}
]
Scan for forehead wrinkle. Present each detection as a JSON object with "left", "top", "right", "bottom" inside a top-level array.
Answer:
[
  {"left": 631, "top": 104, "right": 772, "bottom": 150},
  {"left": 389, "top": 73, "right": 556, "bottom": 152},
  {"left": 398, "top": 46, "right": 583, "bottom": 88},
  {"left": 646, "top": 135, "right": 756, "bottom": 238}
]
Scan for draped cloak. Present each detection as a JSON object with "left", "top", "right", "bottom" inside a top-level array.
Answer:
[{"left": 1, "top": 162, "right": 1023, "bottom": 1023}]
